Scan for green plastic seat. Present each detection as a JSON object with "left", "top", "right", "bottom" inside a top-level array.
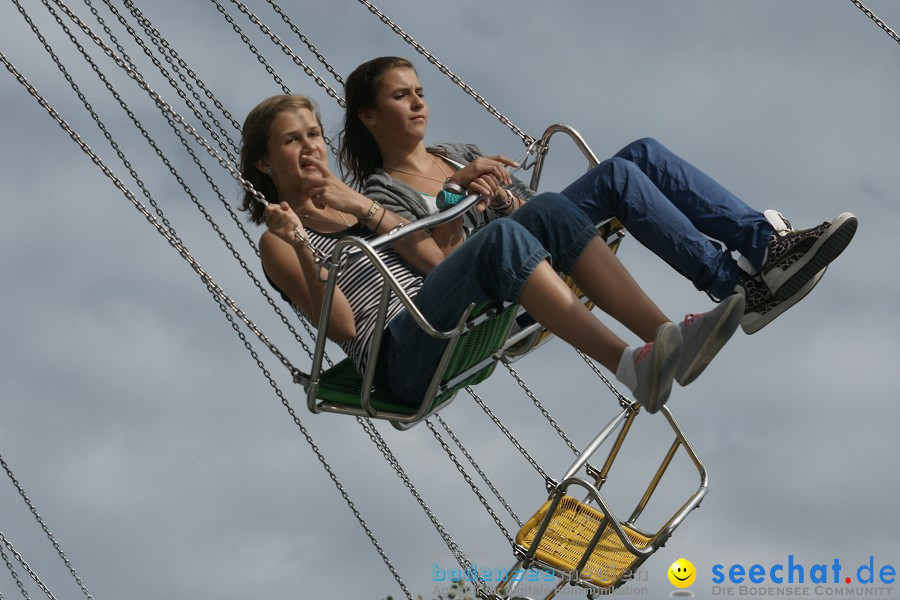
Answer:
[{"left": 309, "top": 302, "right": 519, "bottom": 423}]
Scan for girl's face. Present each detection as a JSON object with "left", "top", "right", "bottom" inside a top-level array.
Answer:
[
  {"left": 257, "top": 108, "right": 327, "bottom": 196},
  {"left": 365, "top": 67, "right": 428, "bottom": 145}
]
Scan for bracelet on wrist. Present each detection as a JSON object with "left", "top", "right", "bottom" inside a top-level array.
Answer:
[
  {"left": 489, "top": 189, "right": 515, "bottom": 214},
  {"left": 359, "top": 200, "right": 381, "bottom": 226}
]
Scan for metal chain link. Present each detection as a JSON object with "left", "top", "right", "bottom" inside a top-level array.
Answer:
[
  {"left": 0, "top": 49, "right": 299, "bottom": 381},
  {"left": 66, "top": 0, "right": 321, "bottom": 362},
  {"left": 91, "top": 0, "right": 238, "bottom": 166},
  {"left": 424, "top": 420, "right": 515, "bottom": 546},
  {"left": 0, "top": 533, "right": 56, "bottom": 599},
  {"left": 0, "top": 455, "right": 92, "bottom": 599},
  {"left": 102, "top": 0, "right": 240, "bottom": 163},
  {"left": 264, "top": 0, "right": 345, "bottom": 85},
  {"left": 465, "top": 387, "right": 548, "bottom": 482},
  {"left": 357, "top": 0, "right": 535, "bottom": 147},
  {"left": 205, "top": 285, "right": 413, "bottom": 600},
  {"left": 851, "top": 0, "right": 900, "bottom": 46},
  {"left": 208, "top": 0, "right": 338, "bottom": 154},
  {"left": 122, "top": 0, "right": 243, "bottom": 133},
  {"left": 209, "top": 0, "right": 289, "bottom": 94},
  {"left": 30, "top": 0, "right": 329, "bottom": 362},
  {"left": 0, "top": 537, "right": 29, "bottom": 600},
  {"left": 44, "top": 0, "right": 334, "bottom": 278},
  {"left": 28, "top": 0, "right": 319, "bottom": 371},
  {"left": 574, "top": 348, "right": 633, "bottom": 409},
  {"left": 113, "top": 0, "right": 331, "bottom": 360},
  {"left": 503, "top": 362, "right": 582, "bottom": 455},
  {"left": 433, "top": 415, "right": 522, "bottom": 527},
  {"left": 42, "top": 0, "right": 271, "bottom": 209},
  {"left": 356, "top": 418, "right": 485, "bottom": 593},
  {"left": 228, "top": 0, "right": 345, "bottom": 107}
]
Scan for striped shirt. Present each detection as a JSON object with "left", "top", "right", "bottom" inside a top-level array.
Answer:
[{"left": 300, "top": 224, "right": 422, "bottom": 375}]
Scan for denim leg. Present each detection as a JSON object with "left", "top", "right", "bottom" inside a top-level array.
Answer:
[
  {"left": 508, "top": 192, "right": 600, "bottom": 273},
  {"left": 617, "top": 138, "right": 773, "bottom": 263},
  {"left": 560, "top": 137, "right": 774, "bottom": 299},
  {"left": 385, "top": 193, "right": 598, "bottom": 404}
]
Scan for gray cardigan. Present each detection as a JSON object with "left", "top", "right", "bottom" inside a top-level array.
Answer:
[{"left": 361, "top": 143, "right": 536, "bottom": 236}]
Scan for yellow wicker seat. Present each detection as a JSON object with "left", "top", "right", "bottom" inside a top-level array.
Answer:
[
  {"left": 516, "top": 497, "right": 652, "bottom": 589},
  {"left": 496, "top": 404, "right": 709, "bottom": 599}
]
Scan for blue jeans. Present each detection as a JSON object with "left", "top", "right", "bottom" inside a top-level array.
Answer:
[
  {"left": 560, "top": 137, "right": 774, "bottom": 300},
  {"left": 384, "top": 192, "right": 598, "bottom": 404}
]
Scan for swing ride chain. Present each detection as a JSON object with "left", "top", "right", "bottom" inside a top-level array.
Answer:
[
  {"left": 504, "top": 363, "right": 581, "bottom": 455},
  {"left": 38, "top": 0, "right": 272, "bottom": 215},
  {"left": 0, "top": 532, "right": 57, "bottom": 600},
  {"left": 357, "top": 0, "right": 535, "bottom": 148},
  {"left": 208, "top": 0, "right": 340, "bottom": 154},
  {"left": 0, "top": 538, "right": 29, "bottom": 600},
  {"left": 122, "top": 0, "right": 244, "bottom": 134},
  {"left": 87, "top": 0, "right": 240, "bottom": 167},
  {"left": 852, "top": 0, "right": 900, "bottom": 46},
  {"left": 465, "top": 387, "right": 549, "bottom": 482},
  {"left": 425, "top": 420, "right": 516, "bottom": 545},
  {"left": 228, "top": 0, "right": 346, "bottom": 108},
  {"left": 575, "top": 349, "right": 633, "bottom": 409},
  {"left": 61, "top": 0, "right": 335, "bottom": 279},
  {"left": 356, "top": 418, "right": 489, "bottom": 595},
  {"left": 0, "top": 49, "right": 304, "bottom": 383},
  {"left": 208, "top": 292, "right": 414, "bottom": 600},
  {"left": 433, "top": 415, "right": 522, "bottom": 528},
  {"left": 103, "top": 0, "right": 333, "bottom": 356},
  {"left": 19, "top": 0, "right": 321, "bottom": 374},
  {"left": 210, "top": 0, "right": 289, "bottom": 94},
  {"left": 264, "top": 0, "right": 345, "bottom": 85},
  {"left": 1, "top": 456, "right": 92, "bottom": 600},
  {"left": 30, "top": 0, "right": 209, "bottom": 251},
  {"left": 74, "top": 0, "right": 324, "bottom": 359},
  {"left": 102, "top": 0, "right": 241, "bottom": 164}
]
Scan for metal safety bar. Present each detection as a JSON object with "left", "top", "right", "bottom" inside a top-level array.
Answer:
[{"left": 300, "top": 191, "right": 521, "bottom": 428}]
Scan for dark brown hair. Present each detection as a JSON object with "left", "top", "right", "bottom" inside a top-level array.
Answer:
[
  {"left": 239, "top": 94, "right": 323, "bottom": 224},
  {"left": 338, "top": 56, "right": 415, "bottom": 189}
]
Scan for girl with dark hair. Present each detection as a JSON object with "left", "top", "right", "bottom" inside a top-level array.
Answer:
[{"left": 338, "top": 56, "right": 857, "bottom": 335}]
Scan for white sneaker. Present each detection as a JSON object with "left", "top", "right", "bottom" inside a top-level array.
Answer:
[
  {"left": 631, "top": 323, "right": 682, "bottom": 414},
  {"left": 675, "top": 294, "right": 745, "bottom": 386}
]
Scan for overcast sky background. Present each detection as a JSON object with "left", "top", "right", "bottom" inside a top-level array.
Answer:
[{"left": 1, "top": 1, "right": 898, "bottom": 598}]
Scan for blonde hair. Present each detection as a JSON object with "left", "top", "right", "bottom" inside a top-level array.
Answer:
[{"left": 239, "top": 94, "right": 323, "bottom": 224}]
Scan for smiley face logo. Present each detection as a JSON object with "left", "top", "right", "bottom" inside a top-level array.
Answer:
[{"left": 668, "top": 558, "right": 696, "bottom": 588}]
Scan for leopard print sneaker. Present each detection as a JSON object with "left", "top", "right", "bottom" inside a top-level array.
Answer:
[
  {"left": 738, "top": 268, "right": 826, "bottom": 334},
  {"left": 760, "top": 212, "right": 857, "bottom": 301}
]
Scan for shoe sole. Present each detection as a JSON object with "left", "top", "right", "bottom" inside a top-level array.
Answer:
[
  {"left": 768, "top": 213, "right": 857, "bottom": 301},
  {"left": 741, "top": 267, "right": 826, "bottom": 334},
  {"left": 642, "top": 323, "right": 681, "bottom": 414},
  {"left": 677, "top": 294, "right": 745, "bottom": 386}
]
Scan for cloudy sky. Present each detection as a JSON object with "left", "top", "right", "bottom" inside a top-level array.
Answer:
[{"left": 1, "top": 1, "right": 898, "bottom": 598}]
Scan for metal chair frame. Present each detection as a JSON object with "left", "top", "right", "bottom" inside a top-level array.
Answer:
[{"left": 494, "top": 404, "right": 708, "bottom": 599}]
